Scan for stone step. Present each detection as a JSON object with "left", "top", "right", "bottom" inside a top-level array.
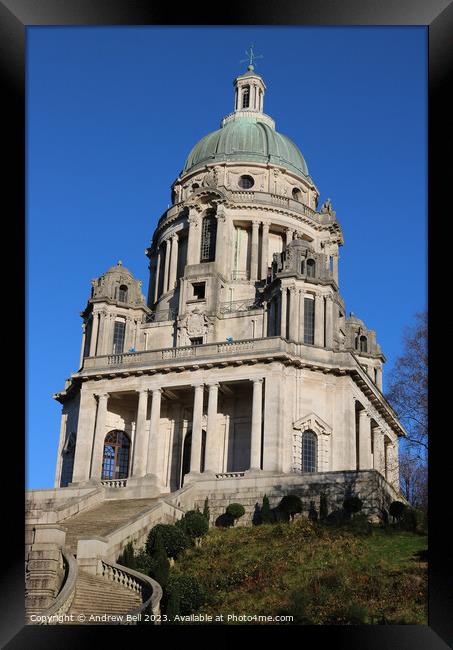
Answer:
[{"left": 67, "top": 570, "right": 141, "bottom": 621}]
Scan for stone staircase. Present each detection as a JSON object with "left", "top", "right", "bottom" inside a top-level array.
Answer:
[
  {"left": 66, "top": 570, "right": 142, "bottom": 623},
  {"left": 61, "top": 498, "right": 158, "bottom": 555}
]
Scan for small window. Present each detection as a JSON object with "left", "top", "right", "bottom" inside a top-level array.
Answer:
[
  {"left": 192, "top": 282, "right": 206, "bottom": 300},
  {"left": 304, "top": 297, "right": 315, "bottom": 345},
  {"left": 292, "top": 188, "right": 302, "bottom": 201},
  {"left": 360, "top": 336, "right": 368, "bottom": 353},
  {"left": 238, "top": 175, "right": 254, "bottom": 189},
  {"left": 301, "top": 261, "right": 305, "bottom": 274},
  {"left": 200, "top": 211, "right": 217, "bottom": 262},
  {"left": 190, "top": 337, "right": 203, "bottom": 346},
  {"left": 118, "top": 285, "right": 128, "bottom": 302},
  {"left": 306, "top": 259, "right": 316, "bottom": 278},
  {"left": 192, "top": 183, "right": 199, "bottom": 192},
  {"left": 302, "top": 430, "right": 317, "bottom": 473},
  {"left": 242, "top": 86, "right": 250, "bottom": 108}
]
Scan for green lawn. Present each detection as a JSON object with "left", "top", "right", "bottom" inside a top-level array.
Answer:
[{"left": 169, "top": 520, "right": 427, "bottom": 625}]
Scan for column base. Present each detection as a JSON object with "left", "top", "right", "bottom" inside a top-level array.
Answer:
[
  {"left": 182, "top": 471, "right": 202, "bottom": 484},
  {"left": 244, "top": 468, "right": 264, "bottom": 476}
]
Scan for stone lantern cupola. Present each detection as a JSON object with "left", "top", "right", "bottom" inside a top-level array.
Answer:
[{"left": 233, "top": 65, "right": 266, "bottom": 114}]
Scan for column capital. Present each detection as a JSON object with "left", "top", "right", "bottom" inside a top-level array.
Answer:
[
  {"left": 252, "top": 219, "right": 260, "bottom": 227},
  {"left": 151, "top": 387, "right": 162, "bottom": 396},
  {"left": 136, "top": 388, "right": 149, "bottom": 395},
  {"left": 207, "top": 382, "right": 219, "bottom": 389},
  {"left": 171, "top": 231, "right": 179, "bottom": 241},
  {"left": 191, "top": 382, "right": 205, "bottom": 390},
  {"left": 95, "top": 392, "right": 110, "bottom": 401},
  {"left": 261, "top": 220, "right": 270, "bottom": 230}
]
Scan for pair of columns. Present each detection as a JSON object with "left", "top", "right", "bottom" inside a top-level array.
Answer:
[
  {"left": 280, "top": 288, "right": 334, "bottom": 347},
  {"left": 154, "top": 233, "right": 179, "bottom": 302},
  {"left": 249, "top": 220, "right": 270, "bottom": 281},
  {"left": 357, "top": 409, "right": 394, "bottom": 482}
]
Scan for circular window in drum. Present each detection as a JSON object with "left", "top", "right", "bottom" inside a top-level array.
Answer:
[{"left": 238, "top": 175, "right": 254, "bottom": 189}]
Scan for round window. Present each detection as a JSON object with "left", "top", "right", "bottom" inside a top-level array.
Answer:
[{"left": 238, "top": 175, "right": 254, "bottom": 189}]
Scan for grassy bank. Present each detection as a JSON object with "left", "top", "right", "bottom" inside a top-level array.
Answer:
[{"left": 169, "top": 519, "right": 427, "bottom": 624}]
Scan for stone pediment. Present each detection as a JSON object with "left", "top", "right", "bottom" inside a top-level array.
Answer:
[{"left": 293, "top": 412, "right": 332, "bottom": 436}]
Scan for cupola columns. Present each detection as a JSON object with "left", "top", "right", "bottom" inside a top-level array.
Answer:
[{"left": 233, "top": 67, "right": 266, "bottom": 114}]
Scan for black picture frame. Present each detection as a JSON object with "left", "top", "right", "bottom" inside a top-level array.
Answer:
[{"left": 2, "top": 1, "right": 452, "bottom": 648}]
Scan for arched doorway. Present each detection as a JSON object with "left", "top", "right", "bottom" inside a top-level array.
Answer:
[
  {"left": 180, "top": 429, "right": 206, "bottom": 486},
  {"left": 102, "top": 430, "right": 131, "bottom": 480}
]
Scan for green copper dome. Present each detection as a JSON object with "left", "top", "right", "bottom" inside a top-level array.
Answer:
[{"left": 182, "top": 115, "right": 309, "bottom": 178}]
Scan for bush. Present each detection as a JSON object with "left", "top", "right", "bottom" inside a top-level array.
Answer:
[
  {"left": 261, "top": 494, "right": 272, "bottom": 524},
  {"left": 165, "top": 575, "right": 205, "bottom": 615},
  {"left": 278, "top": 494, "right": 303, "bottom": 521},
  {"left": 389, "top": 500, "right": 407, "bottom": 521},
  {"left": 147, "top": 533, "right": 170, "bottom": 589},
  {"left": 146, "top": 524, "right": 190, "bottom": 559},
  {"left": 117, "top": 541, "right": 136, "bottom": 570},
  {"left": 226, "top": 503, "right": 246, "bottom": 522},
  {"left": 134, "top": 547, "right": 154, "bottom": 575},
  {"left": 343, "top": 496, "right": 363, "bottom": 517},
  {"left": 202, "top": 498, "right": 210, "bottom": 523},
  {"left": 320, "top": 493, "right": 328, "bottom": 521},
  {"left": 399, "top": 506, "right": 426, "bottom": 533},
  {"left": 346, "top": 512, "right": 372, "bottom": 536},
  {"left": 215, "top": 512, "right": 235, "bottom": 528},
  {"left": 179, "top": 510, "right": 209, "bottom": 540}
]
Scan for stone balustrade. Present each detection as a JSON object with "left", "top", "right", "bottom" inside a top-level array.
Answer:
[
  {"left": 215, "top": 472, "right": 246, "bottom": 479},
  {"left": 100, "top": 559, "right": 162, "bottom": 622},
  {"left": 100, "top": 479, "right": 127, "bottom": 488}
]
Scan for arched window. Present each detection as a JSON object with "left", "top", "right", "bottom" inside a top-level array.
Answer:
[
  {"left": 306, "top": 259, "right": 316, "bottom": 278},
  {"left": 302, "top": 430, "right": 317, "bottom": 473},
  {"left": 112, "top": 320, "right": 126, "bottom": 354},
  {"left": 292, "top": 188, "right": 302, "bottom": 201},
  {"left": 242, "top": 86, "right": 250, "bottom": 108},
  {"left": 200, "top": 211, "right": 217, "bottom": 262},
  {"left": 360, "top": 335, "right": 368, "bottom": 353},
  {"left": 192, "top": 183, "right": 199, "bottom": 192},
  {"left": 102, "top": 430, "right": 130, "bottom": 480},
  {"left": 118, "top": 285, "right": 128, "bottom": 302}
]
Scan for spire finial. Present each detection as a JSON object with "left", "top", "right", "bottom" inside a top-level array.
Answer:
[
  {"left": 240, "top": 44, "right": 263, "bottom": 71},
  {"left": 117, "top": 260, "right": 123, "bottom": 266}
]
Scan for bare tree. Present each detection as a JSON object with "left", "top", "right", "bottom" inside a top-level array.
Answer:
[
  {"left": 399, "top": 447, "right": 428, "bottom": 510},
  {"left": 386, "top": 311, "right": 427, "bottom": 457}
]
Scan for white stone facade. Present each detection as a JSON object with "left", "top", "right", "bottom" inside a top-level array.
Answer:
[{"left": 52, "top": 66, "right": 404, "bottom": 499}]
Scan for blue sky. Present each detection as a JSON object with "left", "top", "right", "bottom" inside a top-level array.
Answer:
[{"left": 27, "top": 26, "right": 427, "bottom": 489}]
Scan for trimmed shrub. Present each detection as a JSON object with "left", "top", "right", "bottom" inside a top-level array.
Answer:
[
  {"left": 343, "top": 496, "right": 363, "bottom": 517},
  {"left": 261, "top": 494, "right": 272, "bottom": 524},
  {"left": 117, "top": 541, "right": 136, "bottom": 570},
  {"left": 319, "top": 493, "right": 328, "bottom": 521},
  {"left": 202, "top": 498, "right": 210, "bottom": 523},
  {"left": 165, "top": 575, "right": 205, "bottom": 615},
  {"left": 399, "top": 506, "right": 426, "bottom": 533},
  {"left": 278, "top": 494, "right": 303, "bottom": 521},
  {"left": 179, "top": 510, "right": 209, "bottom": 540},
  {"left": 147, "top": 533, "right": 170, "bottom": 590},
  {"left": 226, "top": 503, "right": 246, "bottom": 522},
  {"left": 389, "top": 500, "right": 407, "bottom": 521},
  {"left": 134, "top": 547, "right": 154, "bottom": 575},
  {"left": 215, "top": 512, "right": 235, "bottom": 528},
  {"left": 146, "top": 524, "right": 190, "bottom": 559},
  {"left": 165, "top": 582, "right": 181, "bottom": 622},
  {"left": 308, "top": 501, "right": 318, "bottom": 522}
]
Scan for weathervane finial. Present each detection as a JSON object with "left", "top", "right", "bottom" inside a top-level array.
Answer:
[{"left": 240, "top": 44, "right": 263, "bottom": 71}]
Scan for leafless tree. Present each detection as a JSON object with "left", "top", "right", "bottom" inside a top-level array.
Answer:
[
  {"left": 386, "top": 311, "right": 427, "bottom": 457},
  {"left": 399, "top": 447, "right": 428, "bottom": 510}
]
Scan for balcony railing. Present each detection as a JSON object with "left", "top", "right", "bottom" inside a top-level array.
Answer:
[{"left": 218, "top": 298, "right": 264, "bottom": 314}]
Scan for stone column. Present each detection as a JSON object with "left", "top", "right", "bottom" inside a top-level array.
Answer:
[
  {"left": 373, "top": 426, "right": 385, "bottom": 476},
  {"left": 358, "top": 410, "right": 373, "bottom": 470},
  {"left": 71, "top": 391, "right": 98, "bottom": 484},
  {"left": 262, "top": 301, "right": 268, "bottom": 337},
  {"left": 386, "top": 439, "right": 399, "bottom": 488},
  {"left": 280, "top": 287, "right": 287, "bottom": 339},
  {"left": 188, "top": 383, "right": 204, "bottom": 477},
  {"left": 314, "top": 294, "right": 324, "bottom": 347},
  {"left": 325, "top": 295, "right": 334, "bottom": 348},
  {"left": 263, "top": 373, "right": 281, "bottom": 472},
  {"left": 288, "top": 286, "right": 299, "bottom": 342},
  {"left": 249, "top": 378, "right": 263, "bottom": 471},
  {"left": 260, "top": 221, "right": 270, "bottom": 280},
  {"left": 90, "top": 393, "right": 109, "bottom": 479},
  {"left": 204, "top": 383, "right": 219, "bottom": 473},
  {"left": 163, "top": 238, "right": 171, "bottom": 294},
  {"left": 376, "top": 366, "right": 383, "bottom": 391},
  {"left": 250, "top": 220, "right": 260, "bottom": 281},
  {"left": 79, "top": 323, "right": 86, "bottom": 368},
  {"left": 96, "top": 312, "right": 106, "bottom": 356},
  {"left": 168, "top": 233, "right": 179, "bottom": 290},
  {"left": 89, "top": 313, "right": 99, "bottom": 357},
  {"left": 187, "top": 209, "right": 201, "bottom": 265},
  {"left": 146, "top": 388, "right": 162, "bottom": 481},
  {"left": 153, "top": 247, "right": 161, "bottom": 303},
  {"left": 132, "top": 389, "right": 149, "bottom": 477},
  {"left": 299, "top": 289, "right": 305, "bottom": 343},
  {"left": 214, "top": 207, "right": 227, "bottom": 276}
]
